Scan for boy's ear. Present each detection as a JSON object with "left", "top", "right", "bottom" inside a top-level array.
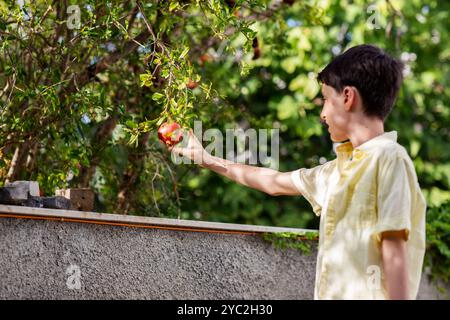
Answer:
[{"left": 343, "top": 86, "right": 357, "bottom": 111}]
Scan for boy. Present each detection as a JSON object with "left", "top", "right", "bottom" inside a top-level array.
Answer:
[{"left": 168, "top": 44, "right": 426, "bottom": 300}]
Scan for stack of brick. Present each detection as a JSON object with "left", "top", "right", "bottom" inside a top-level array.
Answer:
[{"left": 0, "top": 181, "right": 94, "bottom": 211}]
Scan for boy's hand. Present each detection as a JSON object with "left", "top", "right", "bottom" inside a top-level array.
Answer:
[{"left": 167, "top": 129, "right": 210, "bottom": 166}]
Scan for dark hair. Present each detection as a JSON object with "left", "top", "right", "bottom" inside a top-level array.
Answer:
[{"left": 317, "top": 44, "right": 404, "bottom": 120}]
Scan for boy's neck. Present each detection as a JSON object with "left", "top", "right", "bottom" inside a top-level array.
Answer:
[{"left": 347, "top": 118, "right": 385, "bottom": 149}]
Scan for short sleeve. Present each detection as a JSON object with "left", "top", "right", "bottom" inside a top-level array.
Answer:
[
  {"left": 373, "top": 155, "right": 412, "bottom": 243},
  {"left": 290, "top": 160, "right": 335, "bottom": 216}
]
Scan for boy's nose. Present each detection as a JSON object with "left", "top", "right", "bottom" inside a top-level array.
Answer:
[
  {"left": 320, "top": 110, "right": 326, "bottom": 121},
  {"left": 320, "top": 108, "right": 326, "bottom": 120}
]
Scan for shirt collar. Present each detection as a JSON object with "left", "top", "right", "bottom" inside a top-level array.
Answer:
[
  {"left": 354, "top": 131, "right": 397, "bottom": 152},
  {"left": 334, "top": 131, "right": 398, "bottom": 155}
]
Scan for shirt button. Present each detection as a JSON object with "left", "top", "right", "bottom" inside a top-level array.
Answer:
[{"left": 353, "top": 150, "right": 362, "bottom": 159}]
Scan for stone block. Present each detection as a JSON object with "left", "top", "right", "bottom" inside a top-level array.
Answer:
[
  {"left": 5, "top": 181, "right": 40, "bottom": 197},
  {"left": 42, "top": 196, "right": 71, "bottom": 210},
  {"left": 55, "top": 188, "right": 94, "bottom": 211},
  {"left": 0, "top": 180, "right": 40, "bottom": 204},
  {"left": 23, "top": 196, "right": 44, "bottom": 208}
]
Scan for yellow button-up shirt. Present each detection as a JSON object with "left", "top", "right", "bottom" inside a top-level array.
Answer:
[{"left": 291, "top": 131, "right": 426, "bottom": 299}]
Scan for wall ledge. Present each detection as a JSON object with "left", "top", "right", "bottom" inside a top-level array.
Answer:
[{"left": 0, "top": 204, "right": 318, "bottom": 236}]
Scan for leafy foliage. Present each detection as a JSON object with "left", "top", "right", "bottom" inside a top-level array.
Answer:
[
  {"left": 262, "top": 231, "right": 318, "bottom": 255},
  {"left": 425, "top": 200, "right": 450, "bottom": 284}
]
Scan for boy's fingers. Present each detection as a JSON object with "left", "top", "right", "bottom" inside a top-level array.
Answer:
[{"left": 170, "top": 145, "right": 183, "bottom": 155}]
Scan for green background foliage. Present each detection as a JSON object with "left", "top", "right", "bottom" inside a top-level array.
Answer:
[
  {"left": 1, "top": 0, "right": 449, "bottom": 281},
  {"left": 425, "top": 201, "right": 450, "bottom": 285}
]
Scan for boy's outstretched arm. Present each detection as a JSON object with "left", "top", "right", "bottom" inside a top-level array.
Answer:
[
  {"left": 381, "top": 230, "right": 410, "bottom": 300},
  {"left": 168, "top": 130, "right": 301, "bottom": 196}
]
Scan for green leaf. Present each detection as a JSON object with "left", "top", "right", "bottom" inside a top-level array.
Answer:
[
  {"left": 152, "top": 92, "right": 164, "bottom": 101},
  {"left": 156, "top": 117, "right": 166, "bottom": 126},
  {"left": 179, "top": 47, "right": 189, "bottom": 60},
  {"left": 139, "top": 73, "right": 153, "bottom": 87},
  {"left": 169, "top": 1, "right": 179, "bottom": 12},
  {"left": 289, "top": 74, "right": 320, "bottom": 99},
  {"left": 125, "top": 120, "right": 137, "bottom": 129},
  {"left": 276, "top": 96, "right": 298, "bottom": 120},
  {"left": 410, "top": 140, "right": 421, "bottom": 158},
  {"left": 129, "top": 133, "right": 139, "bottom": 147}
]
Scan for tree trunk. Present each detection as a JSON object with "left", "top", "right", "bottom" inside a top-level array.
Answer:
[
  {"left": 115, "top": 132, "right": 150, "bottom": 214},
  {"left": 5, "top": 138, "right": 37, "bottom": 183},
  {"left": 76, "top": 116, "right": 118, "bottom": 188}
]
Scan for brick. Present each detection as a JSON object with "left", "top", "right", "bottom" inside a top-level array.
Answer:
[
  {"left": 55, "top": 188, "right": 94, "bottom": 211},
  {"left": 42, "top": 196, "right": 71, "bottom": 210},
  {"left": 23, "top": 196, "right": 44, "bottom": 208},
  {"left": 5, "top": 181, "right": 40, "bottom": 197},
  {"left": 0, "top": 186, "right": 29, "bottom": 204}
]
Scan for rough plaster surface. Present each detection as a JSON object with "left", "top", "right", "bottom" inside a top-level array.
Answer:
[
  {"left": 0, "top": 216, "right": 447, "bottom": 300},
  {"left": 0, "top": 217, "right": 316, "bottom": 300}
]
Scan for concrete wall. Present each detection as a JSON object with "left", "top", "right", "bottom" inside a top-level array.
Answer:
[{"left": 0, "top": 205, "right": 447, "bottom": 300}]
